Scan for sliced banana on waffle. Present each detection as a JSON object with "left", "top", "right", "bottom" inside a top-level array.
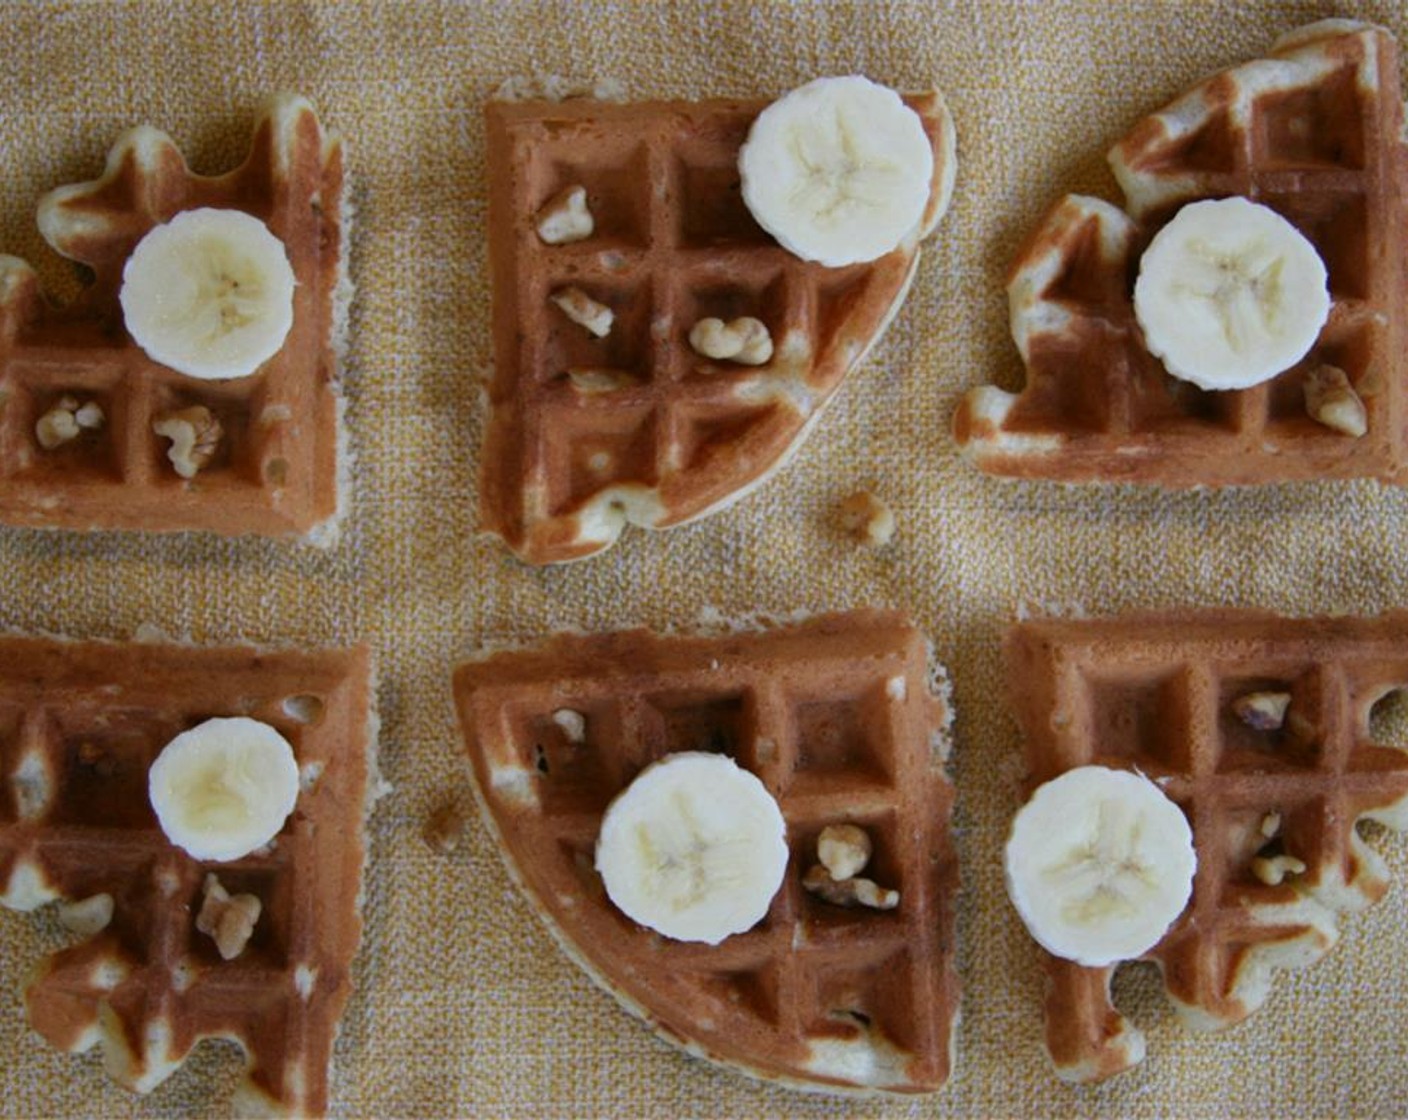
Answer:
[
  {"left": 1005, "top": 765, "right": 1196, "bottom": 968},
  {"left": 1134, "top": 196, "right": 1330, "bottom": 391},
  {"left": 595, "top": 752, "right": 788, "bottom": 945},
  {"left": 120, "top": 208, "right": 296, "bottom": 381},
  {"left": 739, "top": 75, "right": 934, "bottom": 268},
  {"left": 149, "top": 716, "right": 300, "bottom": 861}
]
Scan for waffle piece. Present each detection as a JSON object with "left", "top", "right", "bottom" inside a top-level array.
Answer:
[
  {"left": 1005, "top": 612, "right": 1408, "bottom": 1082},
  {"left": 0, "top": 94, "right": 348, "bottom": 541},
  {"left": 453, "top": 611, "right": 959, "bottom": 1092},
  {"left": 954, "top": 20, "right": 1408, "bottom": 485},
  {"left": 483, "top": 90, "right": 956, "bottom": 563},
  {"left": 0, "top": 634, "right": 376, "bottom": 1115}
]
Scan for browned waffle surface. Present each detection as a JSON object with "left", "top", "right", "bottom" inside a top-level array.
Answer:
[
  {"left": 0, "top": 635, "right": 375, "bottom": 1116},
  {"left": 453, "top": 611, "right": 959, "bottom": 1092},
  {"left": 1005, "top": 613, "right": 1408, "bottom": 1082},
  {"left": 954, "top": 20, "right": 1408, "bottom": 486},
  {"left": 483, "top": 92, "right": 955, "bottom": 564},
  {"left": 0, "top": 94, "right": 347, "bottom": 540}
]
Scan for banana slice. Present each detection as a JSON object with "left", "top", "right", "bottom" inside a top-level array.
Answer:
[
  {"left": 1134, "top": 197, "right": 1330, "bottom": 391},
  {"left": 595, "top": 751, "right": 788, "bottom": 945},
  {"left": 148, "top": 717, "right": 300, "bottom": 862},
  {"left": 119, "top": 208, "right": 296, "bottom": 381},
  {"left": 1005, "top": 766, "right": 1196, "bottom": 968},
  {"left": 739, "top": 75, "right": 934, "bottom": 268}
]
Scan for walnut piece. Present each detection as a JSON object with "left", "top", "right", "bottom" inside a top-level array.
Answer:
[
  {"left": 551, "top": 286, "right": 613, "bottom": 338},
  {"left": 57, "top": 893, "right": 114, "bottom": 936},
  {"left": 1304, "top": 364, "right": 1367, "bottom": 437},
  {"left": 1232, "top": 691, "right": 1292, "bottom": 732},
  {"left": 688, "top": 316, "right": 773, "bottom": 366},
  {"left": 803, "top": 863, "right": 899, "bottom": 910},
  {"left": 536, "top": 185, "right": 594, "bottom": 245},
  {"left": 423, "top": 802, "right": 467, "bottom": 854},
  {"left": 1250, "top": 853, "right": 1307, "bottom": 887},
  {"left": 35, "top": 396, "right": 103, "bottom": 450},
  {"left": 196, "top": 873, "right": 261, "bottom": 960},
  {"left": 817, "top": 823, "right": 872, "bottom": 880},
  {"left": 153, "top": 405, "right": 223, "bottom": 479},
  {"left": 838, "top": 490, "right": 897, "bottom": 547}
]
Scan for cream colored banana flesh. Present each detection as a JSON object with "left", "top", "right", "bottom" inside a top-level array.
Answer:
[
  {"left": 595, "top": 752, "right": 788, "bottom": 945},
  {"left": 1005, "top": 765, "right": 1196, "bottom": 967},
  {"left": 120, "top": 207, "right": 296, "bottom": 381},
  {"left": 148, "top": 717, "right": 300, "bottom": 862}
]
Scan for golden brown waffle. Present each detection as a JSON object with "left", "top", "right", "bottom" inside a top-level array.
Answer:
[
  {"left": 453, "top": 611, "right": 959, "bottom": 1092},
  {"left": 483, "top": 91, "right": 956, "bottom": 564},
  {"left": 0, "top": 94, "right": 348, "bottom": 541},
  {"left": 0, "top": 634, "right": 376, "bottom": 1116},
  {"left": 1005, "top": 612, "right": 1408, "bottom": 1082},
  {"left": 954, "top": 20, "right": 1408, "bottom": 485}
]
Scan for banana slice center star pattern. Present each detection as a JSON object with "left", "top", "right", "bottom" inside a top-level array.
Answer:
[{"left": 1177, "top": 237, "right": 1286, "bottom": 355}]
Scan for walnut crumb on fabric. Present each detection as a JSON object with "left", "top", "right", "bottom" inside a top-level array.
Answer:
[
  {"left": 423, "top": 802, "right": 467, "bottom": 854},
  {"left": 838, "top": 490, "right": 896, "bottom": 547}
]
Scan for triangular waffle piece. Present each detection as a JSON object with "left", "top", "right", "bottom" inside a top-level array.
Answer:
[
  {"left": 0, "top": 634, "right": 376, "bottom": 1115},
  {"left": 0, "top": 94, "right": 348, "bottom": 541},
  {"left": 453, "top": 611, "right": 959, "bottom": 1092},
  {"left": 954, "top": 21, "right": 1408, "bottom": 485},
  {"left": 1005, "top": 612, "right": 1408, "bottom": 1082},
  {"left": 483, "top": 90, "right": 956, "bottom": 563}
]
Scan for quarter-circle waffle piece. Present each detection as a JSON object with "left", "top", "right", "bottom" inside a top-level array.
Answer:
[
  {"left": 453, "top": 611, "right": 959, "bottom": 1092},
  {"left": 0, "top": 94, "right": 349, "bottom": 541},
  {"left": 483, "top": 89, "right": 956, "bottom": 563},
  {"left": 1005, "top": 612, "right": 1408, "bottom": 1082},
  {"left": 954, "top": 20, "right": 1408, "bottom": 486},
  {"left": 0, "top": 634, "right": 377, "bottom": 1116}
]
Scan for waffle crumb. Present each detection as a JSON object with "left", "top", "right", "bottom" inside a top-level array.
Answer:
[
  {"left": 1304, "top": 365, "right": 1367, "bottom": 437},
  {"left": 803, "top": 863, "right": 899, "bottom": 909},
  {"left": 57, "top": 893, "right": 114, "bottom": 936},
  {"left": 1233, "top": 691, "right": 1292, "bottom": 731},
  {"left": 688, "top": 317, "right": 773, "bottom": 366},
  {"left": 423, "top": 802, "right": 467, "bottom": 854},
  {"left": 817, "top": 824, "right": 872, "bottom": 880},
  {"left": 838, "top": 490, "right": 896, "bottom": 547},
  {"left": 536, "top": 185, "right": 594, "bottom": 245},
  {"left": 566, "top": 369, "right": 634, "bottom": 395},
  {"left": 153, "top": 406, "right": 223, "bottom": 479},
  {"left": 551, "top": 286, "right": 613, "bottom": 338},
  {"left": 551, "top": 709, "right": 587, "bottom": 743},
  {"left": 196, "top": 874, "right": 262, "bottom": 960}
]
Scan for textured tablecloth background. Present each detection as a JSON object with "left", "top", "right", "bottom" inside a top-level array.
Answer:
[{"left": 1, "top": 1, "right": 1406, "bottom": 1116}]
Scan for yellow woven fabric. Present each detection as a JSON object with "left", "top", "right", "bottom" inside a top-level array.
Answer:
[{"left": 2, "top": 0, "right": 1407, "bottom": 1115}]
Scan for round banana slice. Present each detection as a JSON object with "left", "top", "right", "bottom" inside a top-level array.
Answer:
[
  {"left": 595, "top": 751, "right": 788, "bottom": 945},
  {"left": 1134, "top": 197, "right": 1330, "bottom": 391},
  {"left": 1005, "top": 765, "right": 1196, "bottom": 968},
  {"left": 739, "top": 75, "right": 934, "bottom": 268},
  {"left": 148, "top": 717, "right": 300, "bottom": 862},
  {"left": 120, "top": 208, "right": 296, "bottom": 381}
]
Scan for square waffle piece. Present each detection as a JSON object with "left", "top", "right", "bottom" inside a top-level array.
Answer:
[
  {"left": 453, "top": 610, "right": 959, "bottom": 1092},
  {"left": 0, "top": 634, "right": 376, "bottom": 1116},
  {"left": 1005, "top": 612, "right": 1408, "bottom": 1082},
  {"left": 954, "top": 20, "right": 1408, "bottom": 486},
  {"left": 482, "top": 90, "right": 955, "bottom": 564},
  {"left": 0, "top": 94, "right": 349, "bottom": 541}
]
